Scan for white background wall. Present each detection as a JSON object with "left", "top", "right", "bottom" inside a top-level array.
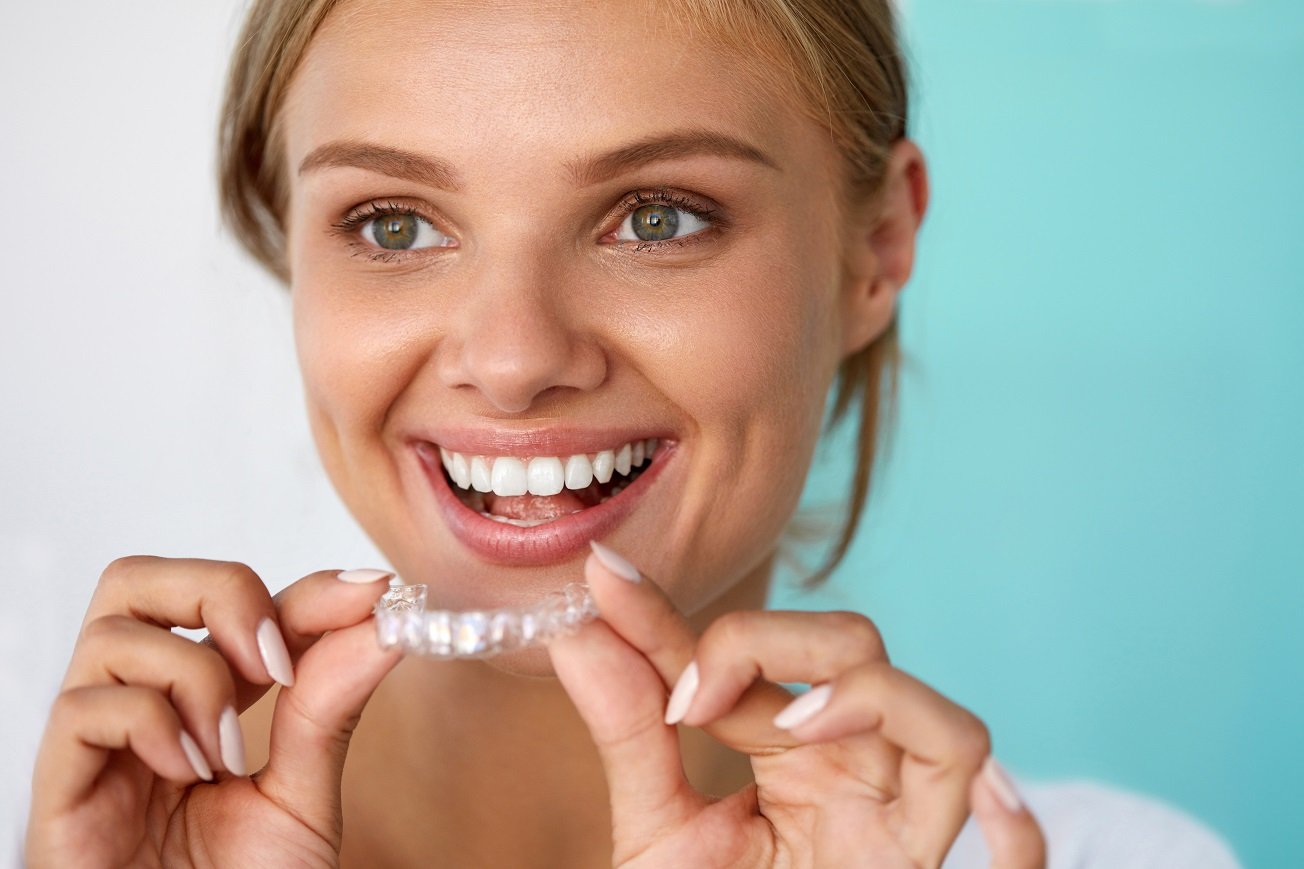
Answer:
[{"left": 0, "top": 2, "right": 388, "bottom": 859}]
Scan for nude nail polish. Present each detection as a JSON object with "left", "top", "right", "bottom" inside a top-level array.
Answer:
[
  {"left": 589, "top": 540, "right": 641, "bottom": 583},
  {"left": 664, "top": 661, "right": 700, "bottom": 725},
  {"left": 773, "top": 683, "right": 833, "bottom": 730},
  {"left": 256, "top": 617, "right": 295, "bottom": 687},
  {"left": 983, "top": 756, "right": 1024, "bottom": 813},
  {"left": 219, "top": 705, "right": 247, "bottom": 776},
  {"left": 179, "top": 729, "right": 213, "bottom": 781},
  {"left": 337, "top": 568, "right": 394, "bottom": 583}
]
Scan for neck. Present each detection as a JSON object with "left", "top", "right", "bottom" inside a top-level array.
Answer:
[{"left": 340, "top": 554, "right": 775, "bottom": 869}]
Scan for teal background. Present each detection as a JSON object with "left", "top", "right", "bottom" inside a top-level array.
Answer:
[{"left": 772, "top": 2, "right": 1303, "bottom": 866}]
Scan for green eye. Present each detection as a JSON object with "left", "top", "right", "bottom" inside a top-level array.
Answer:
[
  {"left": 361, "top": 211, "right": 453, "bottom": 251},
  {"left": 631, "top": 204, "right": 679, "bottom": 241},
  {"left": 373, "top": 214, "right": 418, "bottom": 249},
  {"left": 616, "top": 201, "right": 711, "bottom": 245}
]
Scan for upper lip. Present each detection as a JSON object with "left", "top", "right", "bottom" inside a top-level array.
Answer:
[{"left": 410, "top": 426, "right": 674, "bottom": 458}]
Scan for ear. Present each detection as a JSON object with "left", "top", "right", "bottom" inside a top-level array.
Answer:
[{"left": 840, "top": 138, "right": 930, "bottom": 357}]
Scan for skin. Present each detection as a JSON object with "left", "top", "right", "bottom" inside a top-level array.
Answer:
[{"left": 25, "top": 1, "right": 1047, "bottom": 867}]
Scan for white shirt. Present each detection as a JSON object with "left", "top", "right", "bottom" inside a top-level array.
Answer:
[{"left": 944, "top": 779, "right": 1242, "bottom": 868}]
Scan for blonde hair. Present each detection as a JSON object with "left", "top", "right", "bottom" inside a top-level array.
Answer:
[{"left": 218, "top": 0, "right": 910, "bottom": 589}]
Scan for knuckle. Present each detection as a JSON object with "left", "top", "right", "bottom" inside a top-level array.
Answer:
[
  {"left": 98, "top": 554, "right": 155, "bottom": 588},
  {"left": 825, "top": 610, "right": 886, "bottom": 659},
  {"left": 209, "top": 560, "right": 264, "bottom": 599},
  {"left": 949, "top": 709, "right": 992, "bottom": 768}
]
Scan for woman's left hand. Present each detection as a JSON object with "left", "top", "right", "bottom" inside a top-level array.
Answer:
[{"left": 549, "top": 544, "right": 1047, "bottom": 869}]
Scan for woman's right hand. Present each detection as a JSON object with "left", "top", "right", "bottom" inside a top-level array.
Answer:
[{"left": 24, "top": 556, "right": 403, "bottom": 868}]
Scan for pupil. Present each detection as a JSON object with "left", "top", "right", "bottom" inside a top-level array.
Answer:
[
  {"left": 632, "top": 204, "right": 678, "bottom": 242},
  {"left": 372, "top": 213, "right": 418, "bottom": 250}
]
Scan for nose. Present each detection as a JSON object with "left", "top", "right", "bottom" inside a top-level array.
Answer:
[{"left": 435, "top": 255, "right": 607, "bottom": 414}]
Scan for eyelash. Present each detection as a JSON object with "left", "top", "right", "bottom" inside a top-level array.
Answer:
[{"left": 328, "top": 189, "right": 723, "bottom": 263}]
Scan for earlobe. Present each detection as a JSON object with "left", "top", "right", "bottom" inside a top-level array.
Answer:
[{"left": 840, "top": 275, "right": 901, "bottom": 357}]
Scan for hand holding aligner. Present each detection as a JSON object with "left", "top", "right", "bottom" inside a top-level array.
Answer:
[{"left": 374, "top": 582, "right": 598, "bottom": 658}]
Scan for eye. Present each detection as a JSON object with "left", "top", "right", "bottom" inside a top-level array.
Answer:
[
  {"left": 360, "top": 211, "right": 454, "bottom": 251},
  {"left": 615, "top": 203, "right": 711, "bottom": 243}
]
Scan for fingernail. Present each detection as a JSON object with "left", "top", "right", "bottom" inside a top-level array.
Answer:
[
  {"left": 218, "top": 705, "right": 247, "bottom": 776},
  {"left": 179, "top": 729, "right": 213, "bottom": 781},
  {"left": 982, "top": 756, "right": 1023, "bottom": 813},
  {"left": 664, "top": 660, "right": 699, "bottom": 725},
  {"left": 337, "top": 568, "right": 395, "bottom": 584},
  {"left": 773, "top": 683, "right": 833, "bottom": 730},
  {"left": 256, "top": 617, "right": 295, "bottom": 687},
  {"left": 589, "top": 540, "right": 641, "bottom": 583}
]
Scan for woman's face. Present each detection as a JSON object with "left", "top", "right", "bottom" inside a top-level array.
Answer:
[{"left": 279, "top": 0, "right": 879, "bottom": 632}]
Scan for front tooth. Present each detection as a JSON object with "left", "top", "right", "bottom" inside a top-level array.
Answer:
[
  {"left": 614, "top": 443, "right": 632, "bottom": 475},
  {"left": 492, "top": 457, "right": 528, "bottom": 496},
  {"left": 631, "top": 440, "right": 645, "bottom": 467},
  {"left": 592, "top": 449, "right": 615, "bottom": 484},
  {"left": 470, "top": 456, "right": 493, "bottom": 492},
  {"left": 450, "top": 452, "right": 471, "bottom": 489},
  {"left": 565, "top": 454, "right": 594, "bottom": 489},
  {"left": 527, "top": 457, "right": 564, "bottom": 496}
]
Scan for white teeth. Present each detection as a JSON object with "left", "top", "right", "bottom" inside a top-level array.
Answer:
[
  {"left": 491, "top": 457, "right": 529, "bottom": 496},
  {"left": 564, "top": 454, "right": 594, "bottom": 490},
  {"left": 450, "top": 452, "right": 470, "bottom": 490},
  {"left": 526, "top": 457, "right": 564, "bottom": 496},
  {"left": 438, "top": 439, "right": 660, "bottom": 494},
  {"left": 592, "top": 449, "right": 615, "bottom": 484},
  {"left": 470, "top": 456, "right": 493, "bottom": 492}
]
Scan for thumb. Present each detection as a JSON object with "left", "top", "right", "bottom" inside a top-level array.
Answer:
[
  {"left": 256, "top": 570, "right": 402, "bottom": 844},
  {"left": 549, "top": 618, "right": 705, "bottom": 861},
  {"left": 972, "top": 757, "right": 1047, "bottom": 869}
]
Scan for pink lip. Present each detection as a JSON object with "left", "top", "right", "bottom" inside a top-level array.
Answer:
[{"left": 414, "top": 438, "right": 675, "bottom": 565}]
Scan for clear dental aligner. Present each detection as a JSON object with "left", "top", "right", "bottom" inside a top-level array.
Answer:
[{"left": 374, "top": 581, "right": 598, "bottom": 659}]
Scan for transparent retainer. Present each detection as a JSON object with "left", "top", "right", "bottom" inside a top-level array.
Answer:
[{"left": 374, "top": 582, "right": 598, "bottom": 659}]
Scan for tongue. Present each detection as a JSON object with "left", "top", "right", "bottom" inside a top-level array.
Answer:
[{"left": 483, "top": 490, "right": 589, "bottom": 520}]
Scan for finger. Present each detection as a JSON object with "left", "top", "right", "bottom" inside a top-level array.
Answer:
[
  {"left": 255, "top": 574, "right": 401, "bottom": 844},
  {"left": 549, "top": 617, "right": 704, "bottom": 861},
  {"left": 674, "top": 609, "right": 887, "bottom": 727},
  {"left": 65, "top": 615, "right": 240, "bottom": 775},
  {"left": 972, "top": 757, "right": 1046, "bottom": 869},
  {"left": 773, "top": 661, "right": 991, "bottom": 867},
  {"left": 85, "top": 556, "right": 290, "bottom": 692},
  {"left": 584, "top": 542, "right": 800, "bottom": 754},
  {"left": 31, "top": 685, "right": 212, "bottom": 817}
]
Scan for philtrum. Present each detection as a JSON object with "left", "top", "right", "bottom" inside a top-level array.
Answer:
[{"left": 374, "top": 581, "right": 598, "bottom": 658}]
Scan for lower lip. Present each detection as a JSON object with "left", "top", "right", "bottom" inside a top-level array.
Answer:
[{"left": 416, "top": 441, "right": 674, "bottom": 566}]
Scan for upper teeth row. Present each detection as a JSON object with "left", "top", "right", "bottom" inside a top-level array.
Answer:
[{"left": 438, "top": 439, "right": 658, "bottom": 497}]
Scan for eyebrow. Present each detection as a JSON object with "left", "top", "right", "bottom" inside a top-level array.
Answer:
[{"left": 297, "top": 128, "right": 780, "bottom": 191}]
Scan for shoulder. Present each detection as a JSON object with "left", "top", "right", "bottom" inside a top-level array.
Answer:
[{"left": 944, "top": 778, "right": 1242, "bottom": 869}]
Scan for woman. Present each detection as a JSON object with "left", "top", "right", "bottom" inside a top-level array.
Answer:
[{"left": 22, "top": 1, "right": 1230, "bottom": 866}]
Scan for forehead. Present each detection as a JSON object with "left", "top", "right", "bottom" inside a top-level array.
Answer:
[{"left": 280, "top": 0, "right": 819, "bottom": 189}]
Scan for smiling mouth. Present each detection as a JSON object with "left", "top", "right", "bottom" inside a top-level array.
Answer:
[{"left": 432, "top": 438, "right": 659, "bottom": 527}]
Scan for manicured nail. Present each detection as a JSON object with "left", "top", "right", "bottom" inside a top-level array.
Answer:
[
  {"left": 664, "top": 660, "right": 700, "bottom": 725},
  {"left": 179, "top": 729, "right": 213, "bottom": 781},
  {"left": 982, "top": 756, "right": 1023, "bottom": 813},
  {"left": 337, "top": 568, "right": 395, "bottom": 584},
  {"left": 218, "top": 705, "right": 247, "bottom": 776},
  {"left": 256, "top": 617, "right": 295, "bottom": 687},
  {"left": 589, "top": 540, "right": 641, "bottom": 583},
  {"left": 773, "top": 683, "right": 833, "bottom": 730}
]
